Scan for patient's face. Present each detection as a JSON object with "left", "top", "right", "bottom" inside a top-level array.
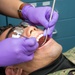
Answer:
[{"left": 0, "top": 24, "right": 62, "bottom": 75}]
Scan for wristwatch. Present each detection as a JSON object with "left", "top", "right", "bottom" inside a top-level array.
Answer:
[
  {"left": 18, "top": 3, "right": 34, "bottom": 20},
  {"left": 18, "top": 3, "right": 26, "bottom": 20}
]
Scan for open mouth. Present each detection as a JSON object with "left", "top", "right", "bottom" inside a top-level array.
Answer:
[{"left": 37, "top": 34, "right": 50, "bottom": 47}]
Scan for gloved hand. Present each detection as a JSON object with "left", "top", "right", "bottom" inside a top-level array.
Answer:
[
  {"left": 0, "top": 37, "right": 39, "bottom": 67},
  {"left": 43, "top": 26, "right": 55, "bottom": 38},
  {"left": 21, "top": 5, "right": 58, "bottom": 29},
  {"left": 21, "top": 5, "right": 58, "bottom": 37}
]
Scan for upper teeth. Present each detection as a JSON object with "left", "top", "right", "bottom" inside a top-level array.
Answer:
[{"left": 37, "top": 34, "right": 43, "bottom": 41}]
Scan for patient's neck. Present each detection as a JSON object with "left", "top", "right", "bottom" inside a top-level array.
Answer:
[
  {"left": 16, "top": 44, "right": 62, "bottom": 75},
  {"left": 20, "top": 54, "right": 61, "bottom": 75}
]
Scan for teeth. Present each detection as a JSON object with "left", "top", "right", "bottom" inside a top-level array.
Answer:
[{"left": 37, "top": 34, "right": 43, "bottom": 41}]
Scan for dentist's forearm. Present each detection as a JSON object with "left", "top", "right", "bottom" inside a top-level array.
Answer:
[{"left": 0, "top": 0, "right": 25, "bottom": 18}]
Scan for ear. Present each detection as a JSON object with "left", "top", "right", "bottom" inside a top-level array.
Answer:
[{"left": 5, "top": 66, "right": 23, "bottom": 75}]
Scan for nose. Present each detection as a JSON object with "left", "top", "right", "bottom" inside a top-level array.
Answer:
[{"left": 29, "top": 26, "right": 38, "bottom": 35}]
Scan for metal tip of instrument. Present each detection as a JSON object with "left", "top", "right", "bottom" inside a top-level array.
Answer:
[
  {"left": 41, "top": 30, "right": 48, "bottom": 46},
  {"left": 49, "top": 0, "right": 56, "bottom": 22}
]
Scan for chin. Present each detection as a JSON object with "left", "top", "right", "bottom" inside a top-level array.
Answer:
[
  {"left": 37, "top": 37, "right": 62, "bottom": 58},
  {"left": 49, "top": 42, "right": 62, "bottom": 58}
]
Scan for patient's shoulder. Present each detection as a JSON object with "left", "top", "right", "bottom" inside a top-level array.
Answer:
[
  {"left": 47, "top": 68, "right": 75, "bottom": 75},
  {"left": 63, "top": 47, "right": 75, "bottom": 64}
]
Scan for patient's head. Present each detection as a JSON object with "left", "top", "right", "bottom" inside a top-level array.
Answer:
[{"left": 0, "top": 23, "right": 62, "bottom": 75}]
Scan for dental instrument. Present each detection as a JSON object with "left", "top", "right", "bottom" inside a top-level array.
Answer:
[{"left": 42, "top": 0, "right": 56, "bottom": 46}]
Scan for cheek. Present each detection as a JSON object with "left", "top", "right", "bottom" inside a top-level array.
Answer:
[
  {"left": 22, "top": 29, "right": 29, "bottom": 37},
  {"left": 48, "top": 44, "right": 62, "bottom": 58},
  {"left": 35, "top": 47, "right": 51, "bottom": 58}
]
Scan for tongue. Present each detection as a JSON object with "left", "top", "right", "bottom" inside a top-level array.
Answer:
[{"left": 38, "top": 36, "right": 50, "bottom": 47}]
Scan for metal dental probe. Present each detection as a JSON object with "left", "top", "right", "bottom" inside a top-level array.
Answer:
[
  {"left": 42, "top": 0, "right": 56, "bottom": 46},
  {"left": 49, "top": 0, "right": 56, "bottom": 22}
]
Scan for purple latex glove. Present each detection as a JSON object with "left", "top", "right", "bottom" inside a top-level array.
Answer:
[
  {"left": 21, "top": 5, "right": 58, "bottom": 29},
  {"left": 0, "top": 37, "right": 39, "bottom": 66},
  {"left": 43, "top": 10, "right": 58, "bottom": 37},
  {"left": 44, "top": 26, "right": 55, "bottom": 38}
]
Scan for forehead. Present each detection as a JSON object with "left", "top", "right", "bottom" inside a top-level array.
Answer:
[{"left": 0, "top": 28, "right": 12, "bottom": 41}]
